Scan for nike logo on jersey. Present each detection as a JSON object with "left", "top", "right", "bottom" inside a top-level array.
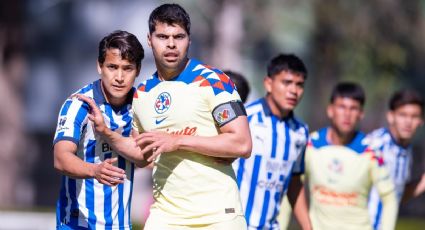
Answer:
[{"left": 155, "top": 117, "right": 167, "bottom": 125}]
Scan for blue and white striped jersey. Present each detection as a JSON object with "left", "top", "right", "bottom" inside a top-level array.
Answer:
[
  {"left": 233, "top": 98, "right": 308, "bottom": 230},
  {"left": 365, "top": 128, "right": 412, "bottom": 230},
  {"left": 53, "top": 80, "right": 135, "bottom": 229}
]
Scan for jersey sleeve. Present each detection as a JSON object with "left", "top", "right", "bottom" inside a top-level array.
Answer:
[
  {"left": 370, "top": 151, "right": 398, "bottom": 230},
  {"left": 206, "top": 74, "right": 242, "bottom": 112},
  {"left": 292, "top": 126, "right": 309, "bottom": 175},
  {"left": 53, "top": 97, "right": 89, "bottom": 145}
]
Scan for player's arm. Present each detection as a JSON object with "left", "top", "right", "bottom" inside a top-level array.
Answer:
[
  {"left": 75, "top": 94, "right": 151, "bottom": 168},
  {"left": 401, "top": 173, "right": 425, "bottom": 203},
  {"left": 134, "top": 108, "right": 252, "bottom": 161},
  {"left": 372, "top": 155, "right": 398, "bottom": 230},
  {"left": 54, "top": 140, "right": 125, "bottom": 186},
  {"left": 287, "top": 175, "right": 312, "bottom": 230}
]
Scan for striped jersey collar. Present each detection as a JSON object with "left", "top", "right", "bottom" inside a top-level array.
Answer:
[
  {"left": 92, "top": 79, "right": 134, "bottom": 111},
  {"left": 260, "top": 97, "right": 294, "bottom": 121}
]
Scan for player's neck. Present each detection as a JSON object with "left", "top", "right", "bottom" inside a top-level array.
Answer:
[
  {"left": 100, "top": 82, "right": 126, "bottom": 108},
  {"left": 327, "top": 127, "right": 356, "bottom": 145},
  {"left": 265, "top": 95, "right": 292, "bottom": 119},
  {"left": 157, "top": 58, "right": 189, "bottom": 81}
]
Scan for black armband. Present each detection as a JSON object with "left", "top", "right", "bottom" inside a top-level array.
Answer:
[{"left": 212, "top": 100, "right": 247, "bottom": 127}]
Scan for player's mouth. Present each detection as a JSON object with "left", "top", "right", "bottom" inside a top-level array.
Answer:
[
  {"left": 112, "top": 85, "right": 126, "bottom": 91},
  {"left": 286, "top": 98, "right": 298, "bottom": 106},
  {"left": 164, "top": 52, "right": 179, "bottom": 61}
]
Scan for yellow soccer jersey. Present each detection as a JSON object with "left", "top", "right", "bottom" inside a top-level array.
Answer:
[
  {"left": 132, "top": 59, "right": 244, "bottom": 225},
  {"left": 305, "top": 127, "right": 397, "bottom": 230}
]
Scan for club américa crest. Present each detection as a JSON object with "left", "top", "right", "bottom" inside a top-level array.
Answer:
[{"left": 154, "top": 92, "right": 171, "bottom": 114}]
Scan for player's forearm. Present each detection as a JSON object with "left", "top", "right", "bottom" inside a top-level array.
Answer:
[
  {"left": 177, "top": 132, "right": 252, "bottom": 158},
  {"left": 54, "top": 151, "right": 96, "bottom": 179},
  {"left": 380, "top": 191, "right": 398, "bottom": 230},
  {"left": 288, "top": 177, "right": 312, "bottom": 230},
  {"left": 402, "top": 173, "right": 425, "bottom": 203},
  {"left": 100, "top": 128, "right": 148, "bottom": 167}
]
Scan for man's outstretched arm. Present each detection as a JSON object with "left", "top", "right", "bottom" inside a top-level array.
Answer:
[{"left": 76, "top": 94, "right": 151, "bottom": 167}]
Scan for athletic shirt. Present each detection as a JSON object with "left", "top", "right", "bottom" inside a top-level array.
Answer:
[
  {"left": 365, "top": 128, "right": 412, "bottom": 230},
  {"left": 233, "top": 98, "right": 308, "bottom": 230},
  {"left": 305, "top": 127, "right": 395, "bottom": 230},
  {"left": 132, "top": 59, "right": 243, "bottom": 225},
  {"left": 53, "top": 80, "right": 134, "bottom": 229}
]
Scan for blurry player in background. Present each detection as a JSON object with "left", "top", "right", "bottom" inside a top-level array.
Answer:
[
  {"left": 53, "top": 30, "right": 144, "bottom": 229},
  {"left": 366, "top": 89, "right": 425, "bottom": 230},
  {"left": 224, "top": 70, "right": 251, "bottom": 103},
  {"left": 304, "top": 82, "right": 398, "bottom": 230},
  {"left": 233, "top": 54, "right": 312, "bottom": 230}
]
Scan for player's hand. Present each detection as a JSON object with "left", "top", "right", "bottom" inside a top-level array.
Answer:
[
  {"left": 134, "top": 131, "right": 179, "bottom": 162},
  {"left": 93, "top": 157, "right": 126, "bottom": 186},
  {"left": 75, "top": 94, "right": 108, "bottom": 134},
  {"left": 214, "top": 157, "right": 237, "bottom": 165}
]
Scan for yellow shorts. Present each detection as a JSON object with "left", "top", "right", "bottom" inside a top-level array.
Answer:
[{"left": 144, "top": 215, "right": 247, "bottom": 230}]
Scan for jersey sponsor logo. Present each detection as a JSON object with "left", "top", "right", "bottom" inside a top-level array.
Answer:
[
  {"left": 165, "top": 126, "right": 197, "bottom": 136},
  {"left": 313, "top": 185, "right": 359, "bottom": 206},
  {"left": 102, "top": 142, "right": 113, "bottom": 153},
  {"left": 155, "top": 117, "right": 167, "bottom": 125},
  {"left": 257, "top": 179, "right": 284, "bottom": 190},
  {"left": 154, "top": 92, "right": 171, "bottom": 114}
]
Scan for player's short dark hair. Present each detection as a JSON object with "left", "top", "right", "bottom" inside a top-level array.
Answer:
[
  {"left": 330, "top": 82, "right": 365, "bottom": 106},
  {"left": 98, "top": 30, "right": 144, "bottom": 70},
  {"left": 149, "top": 3, "right": 191, "bottom": 35},
  {"left": 389, "top": 89, "right": 424, "bottom": 115},
  {"left": 224, "top": 70, "right": 250, "bottom": 103},
  {"left": 267, "top": 53, "right": 307, "bottom": 79}
]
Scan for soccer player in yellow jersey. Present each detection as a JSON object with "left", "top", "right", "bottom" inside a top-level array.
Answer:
[
  {"left": 304, "top": 82, "right": 398, "bottom": 230},
  {"left": 77, "top": 3, "right": 252, "bottom": 230}
]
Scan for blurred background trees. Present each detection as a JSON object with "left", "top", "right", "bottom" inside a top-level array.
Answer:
[{"left": 0, "top": 0, "right": 424, "bottom": 221}]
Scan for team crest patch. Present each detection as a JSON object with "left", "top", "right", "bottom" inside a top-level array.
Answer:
[
  {"left": 328, "top": 158, "right": 343, "bottom": 174},
  {"left": 212, "top": 103, "right": 237, "bottom": 127},
  {"left": 154, "top": 92, "right": 171, "bottom": 114}
]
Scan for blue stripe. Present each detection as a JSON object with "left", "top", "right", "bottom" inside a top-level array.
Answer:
[
  {"left": 283, "top": 121, "right": 291, "bottom": 161},
  {"left": 60, "top": 100, "right": 73, "bottom": 116},
  {"left": 270, "top": 175, "right": 285, "bottom": 228},
  {"left": 258, "top": 172, "right": 273, "bottom": 228},
  {"left": 373, "top": 201, "right": 383, "bottom": 230},
  {"left": 245, "top": 99, "right": 262, "bottom": 109},
  {"left": 282, "top": 171, "right": 292, "bottom": 194},
  {"left": 128, "top": 163, "right": 134, "bottom": 225},
  {"left": 245, "top": 155, "right": 262, "bottom": 225},
  {"left": 85, "top": 140, "right": 97, "bottom": 229},
  {"left": 57, "top": 176, "right": 68, "bottom": 225},
  {"left": 270, "top": 116, "right": 278, "bottom": 158},
  {"left": 118, "top": 156, "right": 126, "bottom": 228},
  {"left": 248, "top": 114, "right": 254, "bottom": 123},
  {"left": 121, "top": 104, "right": 133, "bottom": 227},
  {"left": 68, "top": 178, "right": 78, "bottom": 226},
  {"left": 78, "top": 83, "right": 93, "bottom": 94},
  {"left": 395, "top": 151, "right": 402, "bottom": 180},
  {"left": 236, "top": 158, "right": 246, "bottom": 188},
  {"left": 104, "top": 105, "right": 117, "bottom": 228},
  {"left": 73, "top": 104, "right": 89, "bottom": 141},
  {"left": 258, "top": 112, "right": 263, "bottom": 124}
]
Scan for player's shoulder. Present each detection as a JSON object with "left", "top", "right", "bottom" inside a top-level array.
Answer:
[
  {"left": 308, "top": 127, "right": 328, "bottom": 148},
  {"left": 363, "top": 127, "right": 389, "bottom": 150},
  {"left": 135, "top": 74, "right": 161, "bottom": 95}
]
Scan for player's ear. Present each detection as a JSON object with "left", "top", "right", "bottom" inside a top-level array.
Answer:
[
  {"left": 386, "top": 111, "right": 394, "bottom": 125},
  {"left": 97, "top": 61, "right": 102, "bottom": 75},
  {"left": 263, "top": 76, "right": 272, "bottom": 93},
  {"left": 147, "top": 33, "right": 152, "bottom": 48},
  {"left": 327, "top": 104, "right": 334, "bottom": 119}
]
